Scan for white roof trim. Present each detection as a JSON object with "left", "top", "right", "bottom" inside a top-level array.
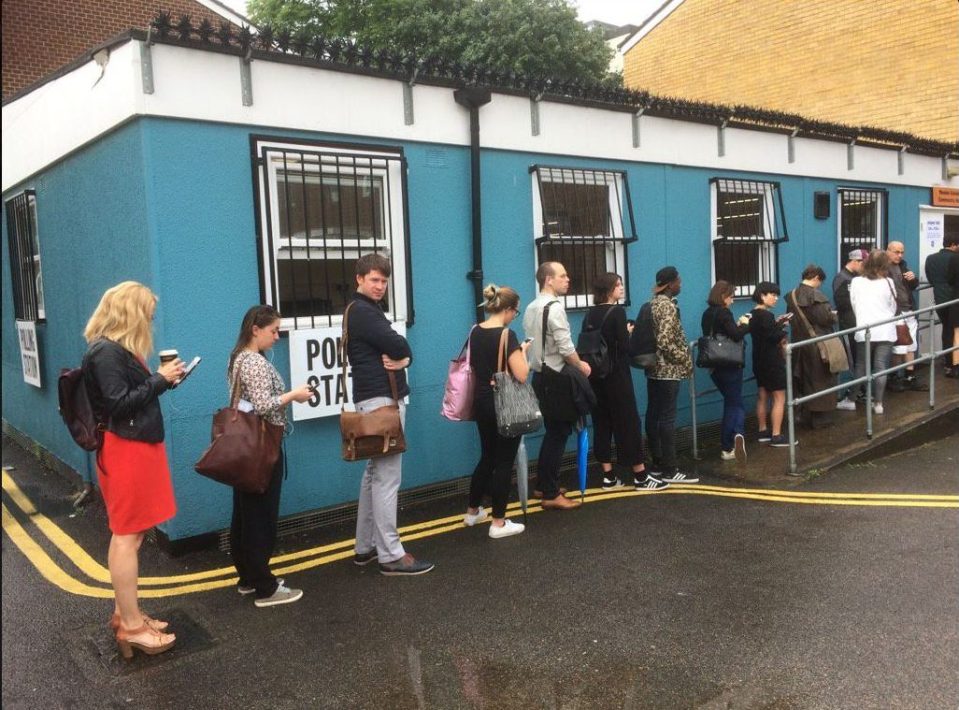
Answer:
[{"left": 620, "top": 0, "right": 687, "bottom": 55}]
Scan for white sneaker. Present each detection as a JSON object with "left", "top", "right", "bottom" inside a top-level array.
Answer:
[
  {"left": 254, "top": 583, "right": 303, "bottom": 608},
  {"left": 720, "top": 449, "right": 736, "bottom": 461},
  {"left": 488, "top": 519, "right": 525, "bottom": 539},
  {"left": 463, "top": 507, "right": 488, "bottom": 526},
  {"left": 872, "top": 403, "right": 884, "bottom": 415},
  {"left": 734, "top": 433, "right": 747, "bottom": 465},
  {"left": 836, "top": 398, "right": 857, "bottom": 411}
]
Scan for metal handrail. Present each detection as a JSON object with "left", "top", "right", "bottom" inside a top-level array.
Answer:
[{"left": 784, "top": 296, "right": 959, "bottom": 473}]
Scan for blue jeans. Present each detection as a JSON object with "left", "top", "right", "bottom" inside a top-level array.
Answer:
[
  {"left": 854, "top": 341, "right": 893, "bottom": 404},
  {"left": 710, "top": 366, "right": 745, "bottom": 451}
]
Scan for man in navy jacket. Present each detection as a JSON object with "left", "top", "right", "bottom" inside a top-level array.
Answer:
[{"left": 347, "top": 253, "right": 434, "bottom": 576}]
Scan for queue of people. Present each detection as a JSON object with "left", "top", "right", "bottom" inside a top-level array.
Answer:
[{"left": 80, "top": 242, "right": 955, "bottom": 659}]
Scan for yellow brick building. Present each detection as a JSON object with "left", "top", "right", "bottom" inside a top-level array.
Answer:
[{"left": 622, "top": 0, "right": 958, "bottom": 144}]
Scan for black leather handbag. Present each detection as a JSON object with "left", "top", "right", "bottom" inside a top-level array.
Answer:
[{"left": 696, "top": 310, "right": 745, "bottom": 369}]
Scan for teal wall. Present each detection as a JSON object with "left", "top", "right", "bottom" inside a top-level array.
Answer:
[{"left": 1, "top": 115, "right": 928, "bottom": 539}]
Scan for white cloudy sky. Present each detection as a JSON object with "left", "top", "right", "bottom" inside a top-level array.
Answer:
[{"left": 219, "top": 0, "right": 660, "bottom": 28}]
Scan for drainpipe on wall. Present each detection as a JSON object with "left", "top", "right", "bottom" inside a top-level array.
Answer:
[{"left": 454, "top": 87, "right": 493, "bottom": 323}]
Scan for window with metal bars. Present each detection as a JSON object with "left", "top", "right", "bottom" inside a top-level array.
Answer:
[
  {"left": 253, "top": 138, "right": 411, "bottom": 330},
  {"left": 710, "top": 178, "right": 788, "bottom": 298},
  {"left": 531, "top": 166, "right": 636, "bottom": 309},
  {"left": 4, "top": 190, "right": 45, "bottom": 321},
  {"left": 838, "top": 188, "right": 885, "bottom": 265}
]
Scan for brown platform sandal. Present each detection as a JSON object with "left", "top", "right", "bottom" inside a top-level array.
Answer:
[
  {"left": 108, "top": 612, "right": 169, "bottom": 633},
  {"left": 115, "top": 624, "right": 176, "bottom": 660}
]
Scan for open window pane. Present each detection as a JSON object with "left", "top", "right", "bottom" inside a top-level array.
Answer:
[{"left": 839, "top": 189, "right": 884, "bottom": 262}]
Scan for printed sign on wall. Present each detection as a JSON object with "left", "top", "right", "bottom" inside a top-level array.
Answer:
[
  {"left": 16, "top": 320, "right": 41, "bottom": 387},
  {"left": 288, "top": 322, "right": 407, "bottom": 421}
]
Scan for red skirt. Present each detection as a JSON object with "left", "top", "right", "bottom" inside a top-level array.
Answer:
[{"left": 97, "top": 431, "right": 176, "bottom": 535}]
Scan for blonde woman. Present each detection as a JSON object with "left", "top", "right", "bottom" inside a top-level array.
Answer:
[{"left": 83, "top": 281, "right": 184, "bottom": 659}]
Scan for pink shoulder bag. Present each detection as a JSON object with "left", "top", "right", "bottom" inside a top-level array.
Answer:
[{"left": 441, "top": 326, "right": 477, "bottom": 422}]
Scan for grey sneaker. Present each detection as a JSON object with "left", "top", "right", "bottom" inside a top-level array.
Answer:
[
  {"left": 238, "top": 577, "right": 284, "bottom": 596},
  {"left": 254, "top": 583, "right": 303, "bottom": 608},
  {"left": 379, "top": 554, "right": 435, "bottom": 577}
]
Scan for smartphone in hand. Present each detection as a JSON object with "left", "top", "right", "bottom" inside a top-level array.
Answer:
[{"left": 172, "top": 356, "right": 201, "bottom": 388}]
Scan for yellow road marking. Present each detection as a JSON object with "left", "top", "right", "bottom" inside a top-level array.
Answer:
[{"left": 2, "top": 468, "right": 957, "bottom": 599}]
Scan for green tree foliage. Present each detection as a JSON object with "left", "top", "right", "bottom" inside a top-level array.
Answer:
[{"left": 247, "top": 0, "right": 615, "bottom": 84}]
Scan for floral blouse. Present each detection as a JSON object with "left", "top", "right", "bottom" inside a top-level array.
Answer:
[{"left": 229, "top": 350, "right": 287, "bottom": 427}]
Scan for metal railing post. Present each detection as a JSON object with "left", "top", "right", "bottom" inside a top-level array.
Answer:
[
  {"left": 689, "top": 342, "right": 699, "bottom": 460},
  {"left": 864, "top": 328, "right": 873, "bottom": 439},
  {"left": 928, "top": 310, "right": 936, "bottom": 410},
  {"left": 785, "top": 342, "right": 796, "bottom": 474}
]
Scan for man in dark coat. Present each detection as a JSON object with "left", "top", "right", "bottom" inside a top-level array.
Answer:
[
  {"left": 787, "top": 265, "right": 839, "bottom": 428},
  {"left": 832, "top": 249, "right": 864, "bottom": 408},
  {"left": 887, "top": 241, "right": 926, "bottom": 391},
  {"left": 923, "top": 233, "right": 959, "bottom": 373}
]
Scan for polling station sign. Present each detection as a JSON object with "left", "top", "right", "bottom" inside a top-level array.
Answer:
[
  {"left": 289, "top": 322, "right": 407, "bottom": 420},
  {"left": 16, "top": 320, "right": 41, "bottom": 387}
]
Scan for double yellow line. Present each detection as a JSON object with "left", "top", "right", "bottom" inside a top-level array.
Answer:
[{"left": 2, "top": 468, "right": 956, "bottom": 599}]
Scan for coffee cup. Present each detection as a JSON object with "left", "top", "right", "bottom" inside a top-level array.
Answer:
[{"left": 158, "top": 349, "right": 179, "bottom": 365}]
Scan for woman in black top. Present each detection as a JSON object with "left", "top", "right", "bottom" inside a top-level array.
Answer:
[
  {"left": 583, "top": 273, "right": 661, "bottom": 490},
  {"left": 749, "top": 281, "right": 793, "bottom": 447},
  {"left": 700, "top": 281, "right": 751, "bottom": 462},
  {"left": 463, "top": 284, "right": 530, "bottom": 539}
]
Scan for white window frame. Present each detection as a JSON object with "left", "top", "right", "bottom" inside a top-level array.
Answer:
[
  {"left": 710, "top": 180, "right": 779, "bottom": 298},
  {"left": 255, "top": 138, "right": 409, "bottom": 331},
  {"left": 5, "top": 190, "right": 45, "bottom": 321},
  {"left": 837, "top": 188, "right": 884, "bottom": 269},
  {"left": 531, "top": 168, "right": 627, "bottom": 310}
]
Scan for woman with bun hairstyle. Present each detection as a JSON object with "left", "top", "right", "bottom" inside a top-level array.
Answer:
[
  {"left": 462, "top": 284, "right": 531, "bottom": 539},
  {"left": 227, "top": 305, "right": 315, "bottom": 607},
  {"left": 83, "top": 281, "right": 184, "bottom": 659}
]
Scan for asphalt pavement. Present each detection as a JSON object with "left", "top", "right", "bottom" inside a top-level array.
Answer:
[{"left": 2, "top": 431, "right": 958, "bottom": 709}]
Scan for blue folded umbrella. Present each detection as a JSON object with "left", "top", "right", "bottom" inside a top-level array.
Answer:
[
  {"left": 576, "top": 418, "right": 588, "bottom": 503},
  {"left": 515, "top": 436, "right": 529, "bottom": 525}
]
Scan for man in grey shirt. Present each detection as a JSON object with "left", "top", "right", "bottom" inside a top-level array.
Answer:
[{"left": 524, "top": 262, "right": 590, "bottom": 511}]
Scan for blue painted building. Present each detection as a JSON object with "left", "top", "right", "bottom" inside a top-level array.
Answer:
[{"left": 3, "top": 26, "right": 956, "bottom": 542}]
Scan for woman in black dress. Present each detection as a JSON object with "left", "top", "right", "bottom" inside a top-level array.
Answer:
[
  {"left": 749, "top": 281, "right": 794, "bottom": 448},
  {"left": 583, "top": 273, "right": 663, "bottom": 490},
  {"left": 463, "top": 284, "right": 530, "bottom": 539}
]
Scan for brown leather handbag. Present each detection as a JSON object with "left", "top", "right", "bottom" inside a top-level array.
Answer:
[
  {"left": 339, "top": 302, "right": 407, "bottom": 461},
  {"left": 194, "top": 365, "right": 284, "bottom": 494},
  {"left": 887, "top": 280, "right": 913, "bottom": 346}
]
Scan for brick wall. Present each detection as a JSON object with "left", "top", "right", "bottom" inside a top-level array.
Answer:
[
  {"left": 622, "top": 0, "right": 958, "bottom": 143},
  {"left": 2, "top": 0, "right": 238, "bottom": 98}
]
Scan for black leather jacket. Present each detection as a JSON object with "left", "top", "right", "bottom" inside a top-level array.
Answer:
[{"left": 83, "top": 338, "right": 169, "bottom": 443}]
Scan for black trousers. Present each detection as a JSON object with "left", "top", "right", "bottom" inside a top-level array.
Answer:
[
  {"left": 645, "top": 378, "right": 680, "bottom": 473},
  {"left": 536, "top": 418, "right": 573, "bottom": 500},
  {"left": 230, "top": 454, "right": 283, "bottom": 598},
  {"left": 937, "top": 306, "right": 953, "bottom": 361},
  {"left": 468, "top": 398, "right": 522, "bottom": 519},
  {"left": 592, "top": 365, "right": 645, "bottom": 468}
]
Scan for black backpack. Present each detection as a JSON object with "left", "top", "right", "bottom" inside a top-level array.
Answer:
[
  {"left": 628, "top": 301, "right": 658, "bottom": 370},
  {"left": 57, "top": 365, "right": 102, "bottom": 451},
  {"left": 576, "top": 306, "right": 616, "bottom": 379}
]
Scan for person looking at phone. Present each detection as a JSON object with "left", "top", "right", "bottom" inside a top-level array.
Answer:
[
  {"left": 82, "top": 281, "right": 184, "bottom": 658},
  {"left": 748, "top": 282, "right": 794, "bottom": 448},
  {"left": 462, "top": 284, "right": 529, "bottom": 538},
  {"left": 701, "top": 280, "right": 751, "bottom": 464},
  {"left": 227, "top": 305, "right": 314, "bottom": 607}
]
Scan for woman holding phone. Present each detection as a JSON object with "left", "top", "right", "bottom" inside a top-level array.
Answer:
[
  {"left": 83, "top": 281, "right": 184, "bottom": 659},
  {"left": 463, "top": 284, "right": 530, "bottom": 538},
  {"left": 749, "top": 282, "right": 794, "bottom": 448},
  {"left": 227, "top": 305, "right": 314, "bottom": 606}
]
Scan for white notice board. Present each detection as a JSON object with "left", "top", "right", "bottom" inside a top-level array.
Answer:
[
  {"left": 288, "top": 322, "right": 407, "bottom": 420},
  {"left": 16, "top": 320, "right": 41, "bottom": 387}
]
